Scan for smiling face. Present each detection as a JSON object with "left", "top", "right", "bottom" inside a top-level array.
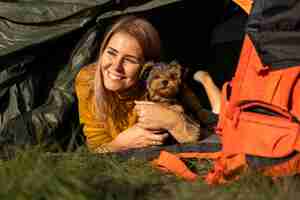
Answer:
[{"left": 101, "top": 31, "right": 144, "bottom": 92}]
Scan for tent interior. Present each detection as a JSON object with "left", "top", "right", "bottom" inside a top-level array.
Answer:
[
  {"left": 0, "top": 0, "right": 247, "bottom": 149},
  {"left": 69, "top": 0, "right": 247, "bottom": 108}
]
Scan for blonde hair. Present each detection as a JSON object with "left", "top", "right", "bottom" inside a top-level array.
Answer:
[{"left": 94, "top": 15, "right": 161, "bottom": 121}]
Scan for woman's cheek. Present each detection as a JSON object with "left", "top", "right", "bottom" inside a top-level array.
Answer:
[
  {"left": 127, "top": 65, "right": 141, "bottom": 80},
  {"left": 100, "top": 57, "right": 111, "bottom": 71}
]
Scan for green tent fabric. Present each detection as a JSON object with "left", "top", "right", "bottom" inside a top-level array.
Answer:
[
  {"left": 0, "top": 0, "right": 232, "bottom": 152},
  {"left": 0, "top": 0, "right": 181, "bottom": 57}
]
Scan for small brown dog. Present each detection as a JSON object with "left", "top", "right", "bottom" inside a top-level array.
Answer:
[
  {"left": 140, "top": 61, "right": 201, "bottom": 143},
  {"left": 145, "top": 61, "right": 183, "bottom": 110}
]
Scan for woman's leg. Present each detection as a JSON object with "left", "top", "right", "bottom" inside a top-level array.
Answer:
[{"left": 193, "top": 71, "right": 221, "bottom": 114}]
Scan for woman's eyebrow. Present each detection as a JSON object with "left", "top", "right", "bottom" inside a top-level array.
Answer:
[
  {"left": 107, "top": 47, "right": 118, "bottom": 53},
  {"left": 107, "top": 46, "right": 141, "bottom": 62}
]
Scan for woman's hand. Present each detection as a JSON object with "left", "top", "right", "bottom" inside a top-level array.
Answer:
[
  {"left": 134, "top": 101, "right": 200, "bottom": 144},
  {"left": 134, "top": 101, "right": 182, "bottom": 131},
  {"left": 109, "top": 124, "right": 168, "bottom": 151}
]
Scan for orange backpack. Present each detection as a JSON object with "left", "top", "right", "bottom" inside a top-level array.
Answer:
[
  {"left": 151, "top": 0, "right": 300, "bottom": 184},
  {"left": 217, "top": 35, "right": 300, "bottom": 158}
]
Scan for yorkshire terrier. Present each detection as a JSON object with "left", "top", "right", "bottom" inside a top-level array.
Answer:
[
  {"left": 140, "top": 61, "right": 201, "bottom": 144},
  {"left": 145, "top": 61, "right": 184, "bottom": 112}
]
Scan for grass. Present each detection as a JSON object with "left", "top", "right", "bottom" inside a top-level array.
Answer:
[{"left": 0, "top": 147, "right": 299, "bottom": 200}]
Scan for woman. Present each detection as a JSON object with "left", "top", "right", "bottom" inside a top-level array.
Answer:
[{"left": 75, "top": 15, "right": 202, "bottom": 153}]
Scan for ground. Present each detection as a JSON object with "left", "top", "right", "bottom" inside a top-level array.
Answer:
[{"left": 0, "top": 146, "right": 299, "bottom": 200}]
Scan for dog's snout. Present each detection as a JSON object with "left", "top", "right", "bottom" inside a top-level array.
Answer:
[{"left": 161, "top": 80, "right": 168, "bottom": 86}]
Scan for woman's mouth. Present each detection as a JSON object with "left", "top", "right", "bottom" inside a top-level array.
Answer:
[{"left": 107, "top": 71, "right": 125, "bottom": 80}]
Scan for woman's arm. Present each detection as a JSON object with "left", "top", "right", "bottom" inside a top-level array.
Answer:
[
  {"left": 134, "top": 101, "right": 200, "bottom": 143},
  {"left": 96, "top": 125, "right": 168, "bottom": 153},
  {"left": 76, "top": 88, "right": 167, "bottom": 153}
]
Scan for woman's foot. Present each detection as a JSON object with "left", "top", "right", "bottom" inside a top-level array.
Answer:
[
  {"left": 193, "top": 70, "right": 210, "bottom": 84},
  {"left": 193, "top": 70, "right": 221, "bottom": 114}
]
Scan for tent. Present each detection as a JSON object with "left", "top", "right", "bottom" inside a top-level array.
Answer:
[{"left": 0, "top": 0, "right": 244, "bottom": 151}]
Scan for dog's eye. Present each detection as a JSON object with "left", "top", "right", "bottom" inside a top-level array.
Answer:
[
  {"left": 169, "top": 73, "right": 178, "bottom": 80},
  {"left": 153, "top": 75, "right": 160, "bottom": 79}
]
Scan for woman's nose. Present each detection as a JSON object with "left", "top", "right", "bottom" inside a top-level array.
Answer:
[{"left": 111, "top": 56, "right": 124, "bottom": 72}]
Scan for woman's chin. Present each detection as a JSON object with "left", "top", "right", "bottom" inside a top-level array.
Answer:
[
  {"left": 104, "top": 81, "right": 129, "bottom": 92},
  {"left": 104, "top": 78, "right": 136, "bottom": 92},
  {"left": 105, "top": 83, "right": 123, "bottom": 92}
]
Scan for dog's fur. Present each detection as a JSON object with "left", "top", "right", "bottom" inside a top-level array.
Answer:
[
  {"left": 140, "top": 61, "right": 200, "bottom": 143},
  {"left": 145, "top": 61, "right": 182, "bottom": 105}
]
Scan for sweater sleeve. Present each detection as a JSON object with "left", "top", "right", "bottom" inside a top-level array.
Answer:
[{"left": 75, "top": 64, "right": 113, "bottom": 151}]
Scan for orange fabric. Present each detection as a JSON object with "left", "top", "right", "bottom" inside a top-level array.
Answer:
[
  {"left": 213, "top": 33, "right": 300, "bottom": 183},
  {"left": 207, "top": 152, "right": 300, "bottom": 183},
  {"left": 222, "top": 102, "right": 300, "bottom": 158},
  {"left": 209, "top": 153, "right": 300, "bottom": 184},
  {"left": 151, "top": 151, "right": 300, "bottom": 185},
  {"left": 152, "top": 151, "right": 198, "bottom": 181},
  {"left": 233, "top": 0, "right": 253, "bottom": 14},
  {"left": 217, "top": 35, "right": 300, "bottom": 158},
  {"left": 262, "top": 154, "right": 300, "bottom": 177},
  {"left": 291, "top": 77, "right": 300, "bottom": 118},
  {"left": 205, "top": 154, "right": 247, "bottom": 185},
  {"left": 177, "top": 152, "right": 222, "bottom": 159},
  {"left": 151, "top": 150, "right": 247, "bottom": 184},
  {"left": 226, "top": 35, "right": 279, "bottom": 104}
]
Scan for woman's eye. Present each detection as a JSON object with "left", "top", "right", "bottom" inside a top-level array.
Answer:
[
  {"left": 106, "top": 50, "right": 116, "bottom": 56},
  {"left": 124, "top": 57, "right": 139, "bottom": 65}
]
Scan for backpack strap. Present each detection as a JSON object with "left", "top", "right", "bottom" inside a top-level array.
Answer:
[
  {"left": 272, "top": 67, "right": 300, "bottom": 109},
  {"left": 230, "top": 35, "right": 269, "bottom": 104}
]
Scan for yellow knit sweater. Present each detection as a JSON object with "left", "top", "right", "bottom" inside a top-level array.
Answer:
[{"left": 75, "top": 63, "right": 146, "bottom": 151}]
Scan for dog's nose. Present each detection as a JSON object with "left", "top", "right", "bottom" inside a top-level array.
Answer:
[{"left": 161, "top": 80, "right": 168, "bottom": 86}]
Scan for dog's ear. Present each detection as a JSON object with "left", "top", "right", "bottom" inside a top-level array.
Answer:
[
  {"left": 169, "top": 60, "right": 180, "bottom": 71},
  {"left": 169, "top": 60, "right": 185, "bottom": 79},
  {"left": 169, "top": 60, "right": 179, "bottom": 66},
  {"left": 171, "top": 60, "right": 189, "bottom": 80},
  {"left": 139, "top": 61, "right": 155, "bottom": 81},
  {"left": 182, "top": 67, "right": 189, "bottom": 80}
]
